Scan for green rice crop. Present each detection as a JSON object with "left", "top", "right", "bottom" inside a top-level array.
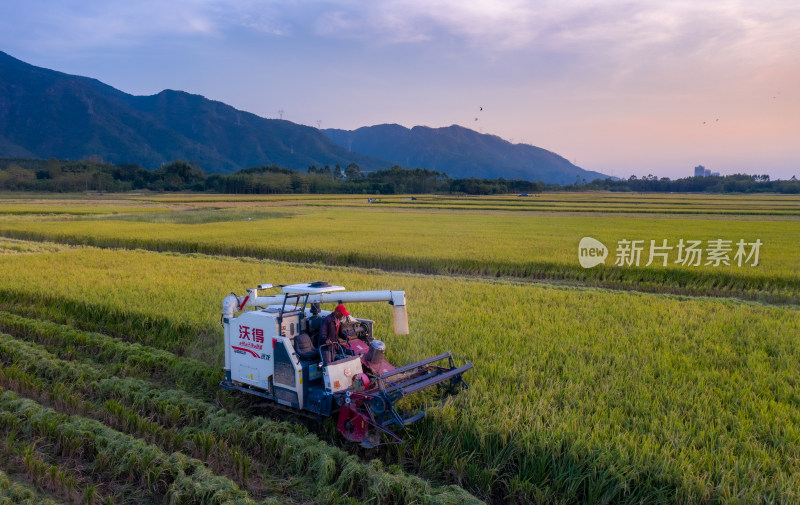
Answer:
[
  {"left": 0, "top": 389, "right": 268, "bottom": 505},
  {"left": 0, "top": 247, "right": 798, "bottom": 503},
  {"left": 0, "top": 324, "right": 482, "bottom": 505},
  {"left": 0, "top": 201, "right": 170, "bottom": 216},
  {"left": 130, "top": 192, "right": 800, "bottom": 216},
  {"left": 82, "top": 208, "right": 293, "bottom": 224},
  {"left": 360, "top": 193, "right": 800, "bottom": 215},
  {"left": 0, "top": 469, "right": 62, "bottom": 505},
  {"left": 1, "top": 207, "right": 797, "bottom": 302},
  {"left": 1, "top": 193, "right": 798, "bottom": 503},
  {"left": 0, "top": 310, "right": 221, "bottom": 397},
  {"left": 4, "top": 191, "right": 799, "bottom": 215},
  {"left": 2, "top": 426, "right": 118, "bottom": 504},
  {"left": 133, "top": 194, "right": 370, "bottom": 204},
  {"left": 0, "top": 238, "right": 73, "bottom": 255}
]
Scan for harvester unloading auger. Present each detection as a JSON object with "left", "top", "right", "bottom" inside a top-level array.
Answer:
[{"left": 219, "top": 282, "right": 473, "bottom": 447}]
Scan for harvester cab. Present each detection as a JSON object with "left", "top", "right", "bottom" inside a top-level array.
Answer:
[{"left": 219, "top": 282, "right": 472, "bottom": 447}]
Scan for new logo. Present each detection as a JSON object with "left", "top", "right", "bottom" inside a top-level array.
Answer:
[{"left": 578, "top": 237, "right": 608, "bottom": 268}]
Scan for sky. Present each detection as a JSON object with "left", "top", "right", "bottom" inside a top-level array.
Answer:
[{"left": 1, "top": 0, "right": 799, "bottom": 179}]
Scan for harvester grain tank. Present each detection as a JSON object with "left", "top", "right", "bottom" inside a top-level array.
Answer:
[{"left": 219, "top": 282, "right": 472, "bottom": 446}]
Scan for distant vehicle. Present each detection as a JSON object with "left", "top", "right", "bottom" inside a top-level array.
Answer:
[{"left": 518, "top": 193, "right": 530, "bottom": 197}]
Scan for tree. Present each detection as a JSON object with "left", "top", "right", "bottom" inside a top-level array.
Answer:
[
  {"left": 46, "top": 158, "right": 62, "bottom": 179},
  {"left": 291, "top": 172, "right": 308, "bottom": 193},
  {"left": 344, "top": 163, "right": 362, "bottom": 180}
]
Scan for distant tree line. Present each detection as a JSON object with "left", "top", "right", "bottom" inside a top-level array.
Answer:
[
  {"left": 0, "top": 158, "right": 543, "bottom": 195},
  {"left": 562, "top": 173, "right": 800, "bottom": 194},
  {"left": 0, "top": 158, "right": 797, "bottom": 194}
]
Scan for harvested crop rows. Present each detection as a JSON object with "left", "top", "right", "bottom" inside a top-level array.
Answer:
[
  {"left": 0, "top": 193, "right": 799, "bottom": 504},
  {"left": 0, "top": 310, "right": 479, "bottom": 505}
]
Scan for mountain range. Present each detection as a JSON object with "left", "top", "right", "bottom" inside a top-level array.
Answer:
[
  {"left": 324, "top": 124, "right": 606, "bottom": 183},
  {"left": 0, "top": 50, "right": 607, "bottom": 183}
]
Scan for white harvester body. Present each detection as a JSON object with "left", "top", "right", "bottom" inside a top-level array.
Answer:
[{"left": 219, "top": 281, "right": 470, "bottom": 446}]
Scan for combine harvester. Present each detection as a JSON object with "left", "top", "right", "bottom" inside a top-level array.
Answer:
[{"left": 220, "top": 282, "right": 473, "bottom": 447}]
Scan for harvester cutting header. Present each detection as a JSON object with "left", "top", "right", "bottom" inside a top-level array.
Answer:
[{"left": 220, "top": 282, "right": 473, "bottom": 446}]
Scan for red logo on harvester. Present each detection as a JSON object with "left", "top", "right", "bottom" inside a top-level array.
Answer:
[{"left": 237, "top": 325, "right": 263, "bottom": 351}]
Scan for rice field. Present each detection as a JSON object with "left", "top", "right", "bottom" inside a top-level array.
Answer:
[
  {"left": 6, "top": 191, "right": 800, "bottom": 214},
  {"left": 0, "top": 237, "right": 74, "bottom": 255},
  {"left": 0, "top": 198, "right": 797, "bottom": 302},
  {"left": 0, "top": 266, "right": 480, "bottom": 504},
  {"left": 0, "top": 192, "right": 798, "bottom": 504},
  {"left": 359, "top": 194, "right": 800, "bottom": 215},
  {"left": 130, "top": 192, "right": 800, "bottom": 216}
]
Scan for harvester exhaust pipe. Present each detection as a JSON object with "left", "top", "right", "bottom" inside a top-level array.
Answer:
[
  {"left": 221, "top": 293, "right": 239, "bottom": 381},
  {"left": 222, "top": 293, "right": 239, "bottom": 319}
]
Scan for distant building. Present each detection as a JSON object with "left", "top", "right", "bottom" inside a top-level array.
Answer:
[{"left": 693, "top": 165, "right": 720, "bottom": 177}]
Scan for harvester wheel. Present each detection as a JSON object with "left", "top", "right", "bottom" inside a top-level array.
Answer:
[{"left": 368, "top": 396, "right": 387, "bottom": 415}]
